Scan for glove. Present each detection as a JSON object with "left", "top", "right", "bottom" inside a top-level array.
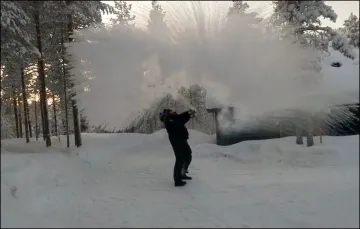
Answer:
[
  {"left": 159, "top": 112, "right": 165, "bottom": 123},
  {"left": 159, "top": 110, "right": 169, "bottom": 123},
  {"left": 188, "top": 109, "right": 196, "bottom": 117}
]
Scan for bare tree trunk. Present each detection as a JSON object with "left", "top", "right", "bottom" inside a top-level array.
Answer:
[
  {"left": 72, "top": 100, "right": 82, "bottom": 145},
  {"left": 55, "top": 95, "right": 61, "bottom": 142},
  {"left": 319, "top": 122, "right": 323, "bottom": 144},
  {"left": 28, "top": 107, "right": 33, "bottom": 138},
  {"left": 61, "top": 31, "right": 70, "bottom": 148},
  {"left": 18, "top": 101, "right": 23, "bottom": 138},
  {"left": 12, "top": 86, "right": 20, "bottom": 138},
  {"left": 34, "top": 100, "right": 39, "bottom": 141},
  {"left": 40, "top": 99, "right": 45, "bottom": 140},
  {"left": 34, "top": 5, "right": 51, "bottom": 147},
  {"left": 66, "top": 0, "right": 82, "bottom": 147},
  {"left": 20, "top": 63, "right": 30, "bottom": 143},
  {"left": 52, "top": 93, "right": 58, "bottom": 137},
  {"left": 38, "top": 86, "right": 45, "bottom": 139},
  {"left": 306, "top": 115, "right": 314, "bottom": 147},
  {"left": 319, "top": 117, "right": 323, "bottom": 144}
]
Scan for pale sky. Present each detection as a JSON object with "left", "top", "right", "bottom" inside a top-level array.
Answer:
[{"left": 102, "top": 1, "right": 359, "bottom": 29}]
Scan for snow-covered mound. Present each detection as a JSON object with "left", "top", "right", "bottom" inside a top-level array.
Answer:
[
  {"left": 1, "top": 134, "right": 359, "bottom": 228},
  {"left": 194, "top": 135, "right": 359, "bottom": 168}
]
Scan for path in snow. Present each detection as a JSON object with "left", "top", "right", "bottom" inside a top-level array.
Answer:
[{"left": 1, "top": 131, "right": 359, "bottom": 228}]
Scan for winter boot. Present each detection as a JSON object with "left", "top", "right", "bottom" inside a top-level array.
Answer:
[
  {"left": 182, "top": 175, "right": 192, "bottom": 180},
  {"left": 175, "top": 180, "right": 186, "bottom": 187}
]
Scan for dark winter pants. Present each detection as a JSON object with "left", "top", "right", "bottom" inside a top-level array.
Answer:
[{"left": 170, "top": 139, "right": 192, "bottom": 182}]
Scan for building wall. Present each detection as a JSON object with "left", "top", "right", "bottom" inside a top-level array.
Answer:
[{"left": 210, "top": 104, "right": 359, "bottom": 146}]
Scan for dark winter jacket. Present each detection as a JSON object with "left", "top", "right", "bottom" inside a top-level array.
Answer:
[{"left": 163, "top": 111, "right": 191, "bottom": 141}]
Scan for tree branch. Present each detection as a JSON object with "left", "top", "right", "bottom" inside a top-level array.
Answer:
[{"left": 295, "top": 25, "right": 334, "bottom": 35}]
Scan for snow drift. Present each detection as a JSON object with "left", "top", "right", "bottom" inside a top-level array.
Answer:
[{"left": 194, "top": 135, "right": 359, "bottom": 168}]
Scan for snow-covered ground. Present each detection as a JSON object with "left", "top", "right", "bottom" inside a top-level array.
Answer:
[{"left": 1, "top": 130, "right": 359, "bottom": 228}]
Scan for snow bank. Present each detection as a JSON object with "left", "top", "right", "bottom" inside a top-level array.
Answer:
[
  {"left": 194, "top": 135, "right": 359, "bottom": 168},
  {"left": 1, "top": 133, "right": 357, "bottom": 170}
]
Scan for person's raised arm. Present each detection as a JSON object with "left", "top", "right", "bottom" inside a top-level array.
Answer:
[{"left": 176, "top": 110, "right": 195, "bottom": 125}]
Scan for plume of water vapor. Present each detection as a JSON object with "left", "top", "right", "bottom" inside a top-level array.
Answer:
[{"left": 68, "top": 2, "right": 359, "bottom": 131}]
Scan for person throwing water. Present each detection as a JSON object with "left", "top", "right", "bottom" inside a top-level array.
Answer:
[{"left": 160, "top": 108, "right": 196, "bottom": 187}]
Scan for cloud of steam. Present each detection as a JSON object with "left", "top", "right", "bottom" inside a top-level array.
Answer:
[{"left": 68, "top": 2, "right": 359, "bottom": 131}]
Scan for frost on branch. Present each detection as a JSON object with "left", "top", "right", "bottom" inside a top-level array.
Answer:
[
  {"left": 228, "top": 1, "right": 249, "bottom": 16},
  {"left": 0, "top": 1, "right": 37, "bottom": 60},
  {"left": 272, "top": 1, "right": 337, "bottom": 27},
  {"left": 331, "top": 32, "right": 356, "bottom": 60},
  {"left": 271, "top": 1, "right": 355, "bottom": 60},
  {"left": 0, "top": 1, "right": 29, "bottom": 35},
  {"left": 111, "top": 1, "right": 135, "bottom": 26},
  {"left": 342, "top": 13, "right": 359, "bottom": 48},
  {"left": 68, "top": 1, "right": 115, "bottom": 29},
  {"left": 293, "top": 25, "right": 356, "bottom": 60}
]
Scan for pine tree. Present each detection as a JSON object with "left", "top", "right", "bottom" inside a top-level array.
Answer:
[
  {"left": 0, "top": 0, "right": 114, "bottom": 146},
  {"left": 1, "top": 1, "right": 40, "bottom": 142},
  {"left": 20, "top": 55, "right": 30, "bottom": 143},
  {"left": 227, "top": 0, "right": 261, "bottom": 24},
  {"left": 224, "top": 0, "right": 262, "bottom": 45},
  {"left": 342, "top": 13, "right": 359, "bottom": 48},
  {"left": 66, "top": 0, "right": 115, "bottom": 147},
  {"left": 33, "top": 2, "right": 51, "bottom": 146},
  {"left": 228, "top": 1, "right": 249, "bottom": 16},
  {"left": 111, "top": 1, "right": 136, "bottom": 26},
  {"left": 1, "top": 1, "right": 37, "bottom": 62},
  {"left": 271, "top": 1, "right": 355, "bottom": 59},
  {"left": 148, "top": 1, "right": 170, "bottom": 41}
]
